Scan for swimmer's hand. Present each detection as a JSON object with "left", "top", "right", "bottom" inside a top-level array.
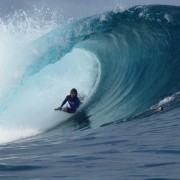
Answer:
[{"left": 54, "top": 107, "right": 62, "bottom": 111}]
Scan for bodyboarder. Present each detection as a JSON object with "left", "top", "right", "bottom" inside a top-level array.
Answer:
[{"left": 55, "top": 88, "right": 81, "bottom": 113}]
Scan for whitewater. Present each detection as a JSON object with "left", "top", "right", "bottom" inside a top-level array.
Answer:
[{"left": 0, "top": 5, "right": 180, "bottom": 179}]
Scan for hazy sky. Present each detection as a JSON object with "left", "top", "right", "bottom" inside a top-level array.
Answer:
[{"left": 0, "top": 0, "right": 179, "bottom": 20}]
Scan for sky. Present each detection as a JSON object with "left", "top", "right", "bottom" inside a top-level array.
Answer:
[{"left": 0, "top": 0, "right": 179, "bottom": 21}]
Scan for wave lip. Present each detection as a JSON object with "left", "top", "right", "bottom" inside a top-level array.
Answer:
[
  {"left": 0, "top": 5, "right": 180, "bottom": 143},
  {"left": 75, "top": 5, "right": 180, "bottom": 127}
]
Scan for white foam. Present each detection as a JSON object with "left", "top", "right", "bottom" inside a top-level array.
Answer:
[
  {"left": 0, "top": 128, "right": 40, "bottom": 145},
  {"left": 164, "top": 14, "right": 172, "bottom": 23},
  {"left": 0, "top": 10, "right": 100, "bottom": 144},
  {"left": 100, "top": 14, "right": 108, "bottom": 22},
  {"left": 0, "top": 9, "right": 59, "bottom": 99},
  {"left": 0, "top": 48, "right": 100, "bottom": 144},
  {"left": 158, "top": 96, "right": 175, "bottom": 106}
]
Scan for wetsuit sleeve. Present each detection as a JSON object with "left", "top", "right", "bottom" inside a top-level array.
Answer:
[{"left": 60, "top": 96, "right": 68, "bottom": 108}]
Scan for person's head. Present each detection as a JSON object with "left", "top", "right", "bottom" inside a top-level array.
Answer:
[
  {"left": 70, "top": 88, "right": 78, "bottom": 98},
  {"left": 155, "top": 106, "right": 164, "bottom": 112}
]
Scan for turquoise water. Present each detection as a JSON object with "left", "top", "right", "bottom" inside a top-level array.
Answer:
[{"left": 0, "top": 5, "right": 180, "bottom": 179}]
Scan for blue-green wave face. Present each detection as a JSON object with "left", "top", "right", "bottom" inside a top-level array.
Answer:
[{"left": 0, "top": 5, "right": 180, "bottom": 143}]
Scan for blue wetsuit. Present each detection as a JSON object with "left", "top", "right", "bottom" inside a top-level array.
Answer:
[{"left": 60, "top": 95, "right": 81, "bottom": 113}]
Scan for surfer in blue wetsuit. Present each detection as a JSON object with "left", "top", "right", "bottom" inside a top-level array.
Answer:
[{"left": 55, "top": 88, "right": 81, "bottom": 113}]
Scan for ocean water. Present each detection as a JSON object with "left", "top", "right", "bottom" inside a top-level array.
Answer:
[{"left": 0, "top": 4, "right": 180, "bottom": 179}]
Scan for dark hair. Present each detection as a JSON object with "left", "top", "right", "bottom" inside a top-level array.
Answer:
[{"left": 71, "top": 88, "right": 78, "bottom": 95}]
